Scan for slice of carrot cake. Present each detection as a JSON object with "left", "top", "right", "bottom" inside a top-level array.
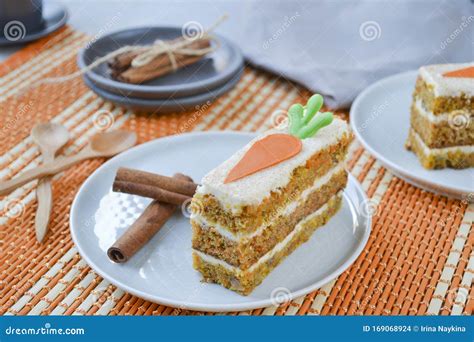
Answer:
[
  {"left": 406, "top": 63, "right": 474, "bottom": 169},
  {"left": 190, "top": 94, "right": 352, "bottom": 295}
]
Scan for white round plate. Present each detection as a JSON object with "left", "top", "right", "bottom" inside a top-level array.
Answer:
[
  {"left": 351, "top": 71, "right": 473, "bottom": 200},
  {"left": 70, "top": 132, "right": 371, "bottom": 312}
]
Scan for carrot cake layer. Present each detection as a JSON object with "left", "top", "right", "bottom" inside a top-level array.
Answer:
[
  {"left": 406, "top": 63, "right": 474, "bottom": 169},
  {"left": 410, "top": 98, "right": 474, "bottom": 148},
  {"left": 192, "top": 118, "right": 351, "bottom": 234},
  {"left": 406, "top": 128, "right": 474, "bottom": 169},
  {"left": 193, "top": 192, "right": 343, "bottom": 295},
  {"left": 192, "top": 164, "right": 347, "bottom": 269}
]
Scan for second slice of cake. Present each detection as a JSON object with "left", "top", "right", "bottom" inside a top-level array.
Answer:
[
  {"left": 406, "top": 63, "right": 474, "bottom": 169},
  {"left": 190, "top": 95, "right": 352, "bottom": 294}
]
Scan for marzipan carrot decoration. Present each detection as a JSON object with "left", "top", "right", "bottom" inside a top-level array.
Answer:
[
  {"left": 224, "top": 94, "right": 333, "bottom": 183},
  {"left": 224, "top": 133, "right": 302, "bottom": 183},
  {"left": 443, "top": 66, "right": 474, "bottom": 78}
]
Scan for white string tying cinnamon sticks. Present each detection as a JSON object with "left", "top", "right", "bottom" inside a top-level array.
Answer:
[
  {"left": 14, "top": 14, "right": 228, "bottom": 96},
  {"left": 131, "top": 35, "right": 218, "bottom": 69}
]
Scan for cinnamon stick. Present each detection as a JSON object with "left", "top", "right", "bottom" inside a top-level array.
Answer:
[
  {"left": 108, "top": 50, "right": 140, "bottom": 71},
  {"left": 113, "top": 180, "right": 191, "bottom": 205},
  {"left": 107, "top": 173, "right": 193, "bottom": 263},
  {"left": 114, "top": 167, "right": 197, "bottom": 196},
  {"left": 111, "top": 39, "right": 211, "bottom": 84},
  {"left": 117, "top": 55, "right": 205, "bottom": 84}
]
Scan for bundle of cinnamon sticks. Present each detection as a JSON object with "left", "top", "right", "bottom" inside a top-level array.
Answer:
[
  {"left": 108, "top": 37, "right": 212, "bottom": 84},
  {"left": 107, "top": 167, "right": 198, "bottom": 263}
]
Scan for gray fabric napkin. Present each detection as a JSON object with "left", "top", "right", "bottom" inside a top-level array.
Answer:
[{"left": 236, "top": 0, "right": 473, "bottom": 108}]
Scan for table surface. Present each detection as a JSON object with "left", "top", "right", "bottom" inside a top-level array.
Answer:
[{"left": 0, "top": 27, "right": 472, "bottom": 316}]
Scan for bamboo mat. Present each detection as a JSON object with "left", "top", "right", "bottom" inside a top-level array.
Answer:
[{"left": 1, "top": 27, "right": 472, "bottom": 316}]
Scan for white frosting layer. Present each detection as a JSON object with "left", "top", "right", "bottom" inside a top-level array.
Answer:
[
  {"left": 196, "top": 118, "right": 350, "bottom": 211},
  {"left": 193, "top": 192, "right": 342, "bottom": 274},
  {"left": 419, "top": 63, "right": 474, "bottom": 97},
  {"left": 191, "top": 163, "right": 345, "bottom": 242},
  {"left": 414, "top": 98, "right": 451, "bottom": 123},
  {"left": 412, "top": 129, "right": 474, "bottom": 154}
]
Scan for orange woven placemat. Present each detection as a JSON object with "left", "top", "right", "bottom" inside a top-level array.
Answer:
[{"left": 1, "top": 27, "right": 472, "bottom": 316}]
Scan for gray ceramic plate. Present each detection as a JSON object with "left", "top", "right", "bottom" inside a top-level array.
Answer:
[
  {"left": 70, "top": 131, "right": 371, "bottom": 312},
  {"left": 0, "top": 3, "right": 68, "bottom": 46},
  {"left": 84, "top": 67, "right": 242, "bottom": 112},
  {"left": 77, "top": 27, "right": 244, "bottom": 99},
  {"left": 351, "top": 70, "right": 473, "bottom": 200}
]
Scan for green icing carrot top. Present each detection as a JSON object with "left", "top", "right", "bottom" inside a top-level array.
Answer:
[{"left": 288, "top": 94, "right": 333, "bottom": 139}]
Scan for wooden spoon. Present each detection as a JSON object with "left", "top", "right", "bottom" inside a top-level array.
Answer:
[
  {"left": 31, "top": 123, "right": 70, "bottom": 242},
  {"left": 0, "top": 130, "right": 137, "bottom": 196}
]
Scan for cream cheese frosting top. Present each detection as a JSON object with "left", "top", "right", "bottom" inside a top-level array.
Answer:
[
  {"left": 196, "top": 118, "right": 350, "bottom": 209},
  {"left": 419, "top": 63, "right": 474, "bottom": 97}
]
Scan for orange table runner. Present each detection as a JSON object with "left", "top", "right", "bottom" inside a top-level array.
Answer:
[{"left": 1, "top": 27, "right": 472, "bottom": 316}]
